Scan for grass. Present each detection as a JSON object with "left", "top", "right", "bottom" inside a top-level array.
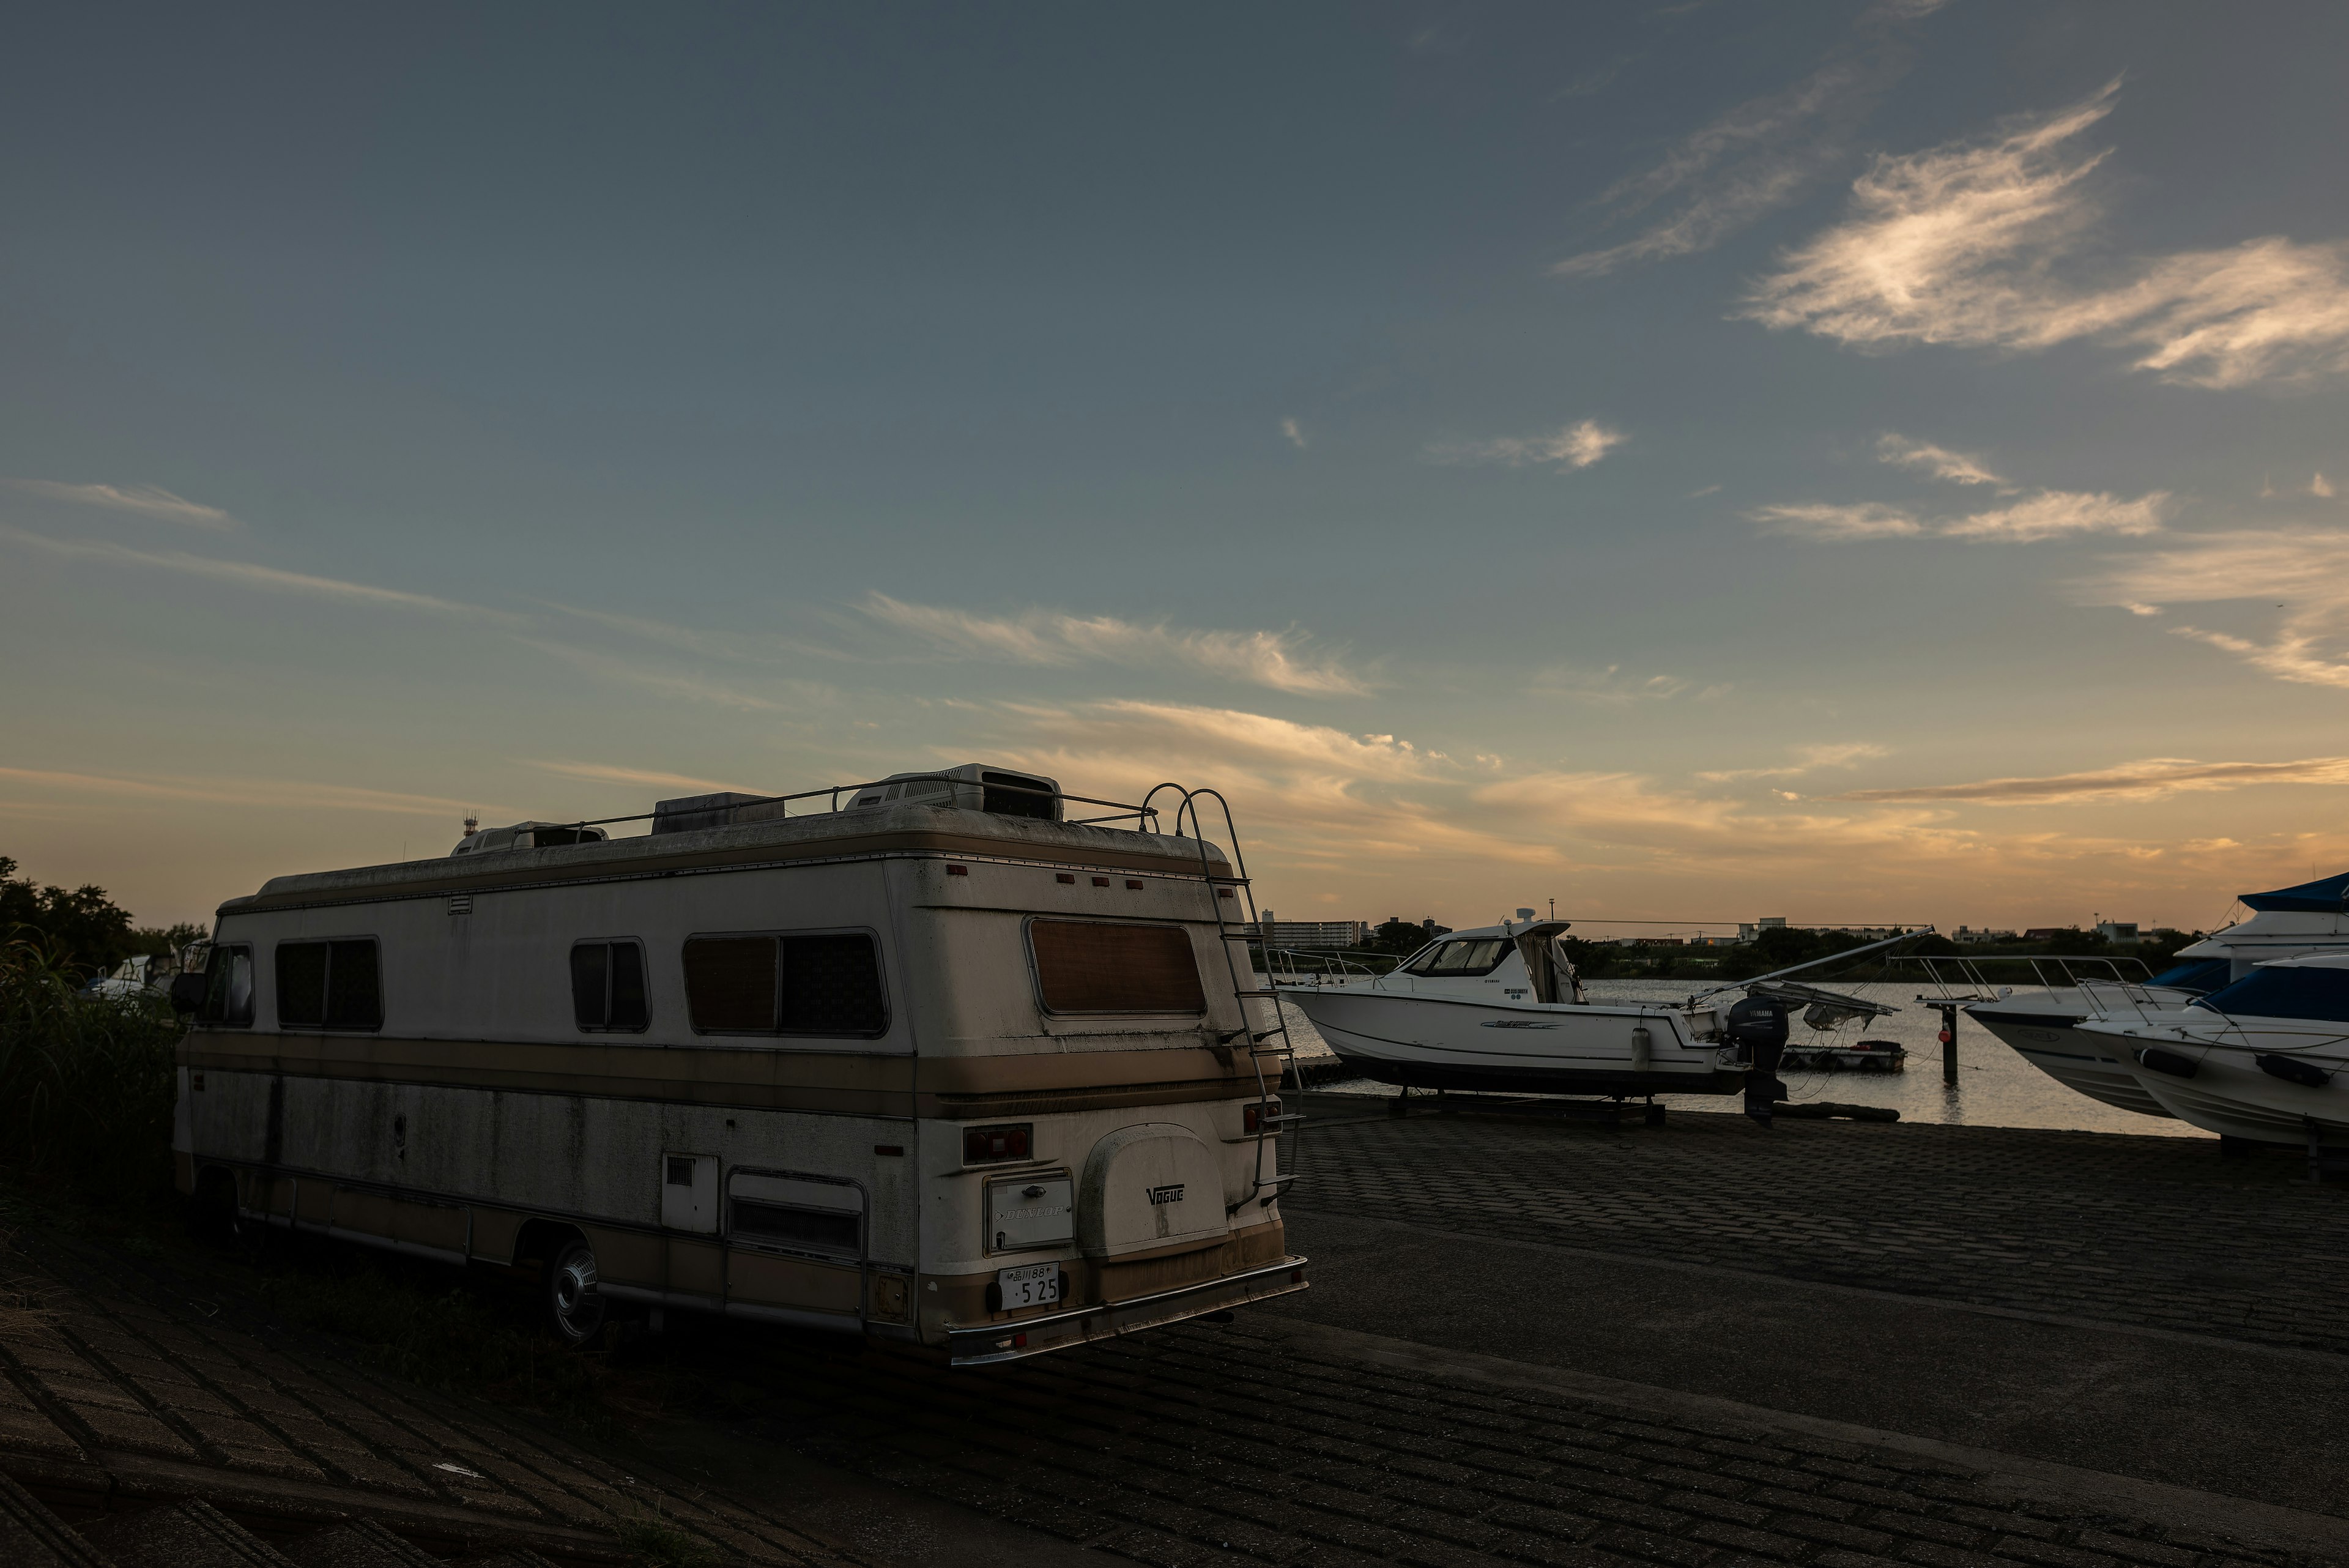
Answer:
[
  {"left": 0, "top": 934, "right": 182, "bottom": 1209},
  {"left": 615, "top": 1503, "right": 722, "bottom": 1568}
]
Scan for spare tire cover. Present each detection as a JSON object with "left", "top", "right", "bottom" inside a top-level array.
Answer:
[{"left": 1077, "top": 1122, "right": 1230, "bottom": 1258}]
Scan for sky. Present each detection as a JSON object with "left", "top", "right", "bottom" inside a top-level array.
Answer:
[{"left": 6, "top": 1, "right": 2348, "bottom": 938}]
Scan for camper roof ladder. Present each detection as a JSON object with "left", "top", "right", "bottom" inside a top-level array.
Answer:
[{"left": 1142, "top": 784, "right": 1302, "bottom": 1214}]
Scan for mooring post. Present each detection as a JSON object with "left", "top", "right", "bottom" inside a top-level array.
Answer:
[{"left": 1938, "top": 1003, "right": 1958, "bottom": 1085}]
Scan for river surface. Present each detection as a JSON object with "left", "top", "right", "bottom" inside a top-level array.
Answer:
[{"left": 1267, "top": 977, "right": 2207, "bottom": 1139}]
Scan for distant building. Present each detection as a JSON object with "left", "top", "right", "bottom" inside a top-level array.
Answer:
[
  {"left": 2022, "top": 927, "right": 2070, "bottom": 942},
  {"left": 1952, "top": 926, "right": 2017, "bottom": 944},
  {"left": 1255, "top": 917, "right": 1370, "bottom": 951},
  {"left": 2096, "top": 921, "right": 2140, "bottom": 944},
  {"left": 1735, "top": 918, "right": 1896, "bottom": 942}
]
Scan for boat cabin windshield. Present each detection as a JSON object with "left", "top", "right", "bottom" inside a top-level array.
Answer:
[
  {"left": 2146, "top": 957, "right": 2230, "bottom": 994},
  {"left": 1403, "top": 938, "right": 1513, "bottom": 977},
  {"left": 2190, "top": 965, "right": 2349, "bottom": 1021}
]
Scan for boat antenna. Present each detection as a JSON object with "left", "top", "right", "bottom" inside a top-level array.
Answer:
[{"left": 1685, "top": 926, "right": 1930, "bottom": 1003}]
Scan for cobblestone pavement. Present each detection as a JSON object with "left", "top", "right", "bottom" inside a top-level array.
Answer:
[
  {"left": 689, "top": 1308, "right": 2334, "bottom": 1568},
  {"left": 0, "top": 1233, "right": 855, "bottom": 1566},
  {"left": 10, "top": 1104, "right": 2347, "bottom": 1568},
  {"left": 1285, "top": 1104, "right": 2349, "bottom": 1353}
]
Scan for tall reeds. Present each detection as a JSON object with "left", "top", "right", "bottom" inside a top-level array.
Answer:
[{"left": 0, "top": 935, "right": 181, "bottom": 1203}]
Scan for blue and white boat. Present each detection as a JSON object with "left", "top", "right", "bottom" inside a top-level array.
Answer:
[
  {"left": 2081, "top": 952, "right": 2349, "bottom": 1146},
  {"left": 1962, "top": 872, "right": 2349, "bottom": 1118}
]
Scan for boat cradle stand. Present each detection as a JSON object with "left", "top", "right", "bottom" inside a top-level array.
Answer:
[{"left": 1389, "top": 1085, "right": 1666, "bottom": 1128}]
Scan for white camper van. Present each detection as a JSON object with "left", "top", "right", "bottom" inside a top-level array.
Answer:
[{"left": 175, "top": 767, "right": 1304, "bottom": 1363}]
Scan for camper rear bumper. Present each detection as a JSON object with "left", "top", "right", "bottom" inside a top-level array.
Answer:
[{"left": 946, "top": 1254, "right": 1307, "bottom": 1365}]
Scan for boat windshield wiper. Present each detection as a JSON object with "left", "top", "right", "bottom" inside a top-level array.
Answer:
[{"left": 1685, "top": 927, "right": 1930, "bottom": 1007}]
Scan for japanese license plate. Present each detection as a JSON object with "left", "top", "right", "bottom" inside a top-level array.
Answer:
[{"left": 997, "top": 1261, "right": 1061, "bottom": 1309}]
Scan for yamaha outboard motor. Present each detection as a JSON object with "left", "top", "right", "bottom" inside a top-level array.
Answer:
[{"left": 1726, "top": 994, "right": 1792, "bottom": 1126}]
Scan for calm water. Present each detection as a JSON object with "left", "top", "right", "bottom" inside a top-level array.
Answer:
[{"left": 1267, "top": 978, "right": 2208, "bottom": 1139}]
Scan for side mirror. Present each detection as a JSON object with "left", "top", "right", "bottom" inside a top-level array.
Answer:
[{"left": 169, "top": 973, "right": 207, "bottom": 1016}]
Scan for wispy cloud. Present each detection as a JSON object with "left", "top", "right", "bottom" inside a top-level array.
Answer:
[
  {"left": 1840, "top": 755, "right": 2349, "bottom": 805},
  {"left": 537, "top": 600, "right": 845, "bottom": 665},
  {"left": 1530, "top": 664, "right": 1723, "bottom": 705},
  {"left": 1699, "top": 741, "right": 1889, "bottom": 784},
  {"left": 1426, "top": 419, "right": 1627, "bottom": 471},
  {"left": 513, "top": 637, "right": 832, "bottom": 712},
  {"left": 1551, "top": 55, "right": 1638, "bottom": 102},
  {"left": 1765, "top": 433, "right": 2162, "bottom": 542},
  {"left": 2085, "top": 528, "right": 2349, "bottom": 689},
  {"left": 1280, "top": 417, "right": 1307, "bottom": 450},
  {"left": 858, "top": 594, "right": 1367, "bottom": 697},
  {"left": 1876, "top": 433, "right": 2005, "bottom": 488},
  {"left": 0, "top": 765, "right": 489, "bottom": 819},
  {"left": 2315, "top": 473, "right": 2337, "bottom": 499},
  {"left": 1553, "top": 1, "right": 1947, "bottom": 278},
  {"left": 8, "top": 479, "right": 238, "bottom": 530},
  {"left": 1751, "top": 502, "right": 1923, "bottom": 541},
  {"left": 0, "top": 526, "right": 519, "bottom": 622},
  {"left": 524, "top": 760, "right": 759, "bottom": 794},
  {"left": 1744, "top": 84, "right": 2349, "bottom": 389},
  {"left": 1939, "top": 489, "right": 2167, "bottom": 541}
]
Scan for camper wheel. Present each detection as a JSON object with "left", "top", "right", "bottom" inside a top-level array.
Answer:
[{"left": 544, "top": 1238, "right": 607, "bottom": 1347}]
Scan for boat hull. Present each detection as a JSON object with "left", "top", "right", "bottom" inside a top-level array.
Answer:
[
  {"left": 1288, "top": 988, "right": 1743, "bottom": 1098},
  {"left": 2106, "top": 1036, "right": 2349, "bottom": 1145},
  {"left": 1967, "top": 1006, "right": 2174, "bottom": 1118}
]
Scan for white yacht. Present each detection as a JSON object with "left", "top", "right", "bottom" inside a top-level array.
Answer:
[
  {"left": 2174, "top": 871, "right": 2349, "bottom": 979},
  {"left": 2079, "top": 953, "right": 2349, "bottom": 1146},
  {"left": 1958, "top": 871, "right": 2349, "bottom": 1118},
  {"left": 1282, "top": 921, "right": 1748, "bottom": 1098},
  {"left": 1961, "top": 960, "right": 2226, "bottom": 1118}
]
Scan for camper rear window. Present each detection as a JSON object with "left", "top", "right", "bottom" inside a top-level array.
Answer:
[
  {"left": 1404, "top": 938, "right": 1512, "bottom": 977},
  {"left": 1028, "top": 920, "right": 1206, "bottom": 1014},
  {"left": 275, "top": 940, "right": 382, "bottom": 1030},
  {"left": 571, "top": 940, "right": 650, "bottom": 1031},
  {"left": 682, "top": 932, "right": 887, "bottom": 1037}
]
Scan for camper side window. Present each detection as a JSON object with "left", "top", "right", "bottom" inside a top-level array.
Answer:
[
  {"left": 202, "top": 945, "right": 255, "bottom": 1027},
  {"left": 682, "top": 932, "right": 888, "bottom": 1038},
  {"left": 275, "top": 940, "right": 382, "bottom": 1031},
  {"left": 571, "top": 940, "right": 650, "bottom": 1032}
]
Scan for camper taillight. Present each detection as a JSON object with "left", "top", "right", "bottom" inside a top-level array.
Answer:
[{"left": 963, "top": 1124, "right": 1031, "bottom": 1163}]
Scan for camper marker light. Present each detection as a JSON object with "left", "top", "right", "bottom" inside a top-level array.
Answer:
[{"left": 1243, "top": 1100, "right": 1282, "bottom": 1135}]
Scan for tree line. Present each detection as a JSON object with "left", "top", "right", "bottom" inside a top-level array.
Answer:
[{"left": 0, "top": 856, "right": 202, "bottom": 982}]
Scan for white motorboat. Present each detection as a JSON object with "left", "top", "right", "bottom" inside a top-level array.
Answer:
[
  {"left": 1948, "top": 871, "right": 2349, "bottom": 1118},
  {"left": 1278, "top": 920, "right": 1915, "bottom": 1110},
  {"left": 2079, "top": 953, "right": 2349, "bottom": 1146},
  {"left": 1959, "top": 959, "right": 2226, "bottom": 1118},
  {"left": 1281, "top": 921, "right": 1748, "bottom": 1098}
]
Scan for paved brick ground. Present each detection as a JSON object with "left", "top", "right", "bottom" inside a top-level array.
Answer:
[
  {"left": 0, "top": 1235, "right": 852, "bottom": 1566},
  {"left": 8, "top": 1105, "right": 2343, "bottom": 1568},
  {"left": 692, "top": 1310, "right": 2322, "bottom": 1568},
  {"left": 1286, "top": 1103, "right": 2349, "bottom": 1353}
]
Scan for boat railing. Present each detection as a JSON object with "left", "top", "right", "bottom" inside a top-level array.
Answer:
[
  {"left": 1901, "top": 953, "right": 2153, "bottom": 1005},
  {"left": 2073, "top": 975, "right": 2172, "bottom": 1028},
  {"left": 1260, "top": 948, "right": 1397, "bottom": 986}
]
